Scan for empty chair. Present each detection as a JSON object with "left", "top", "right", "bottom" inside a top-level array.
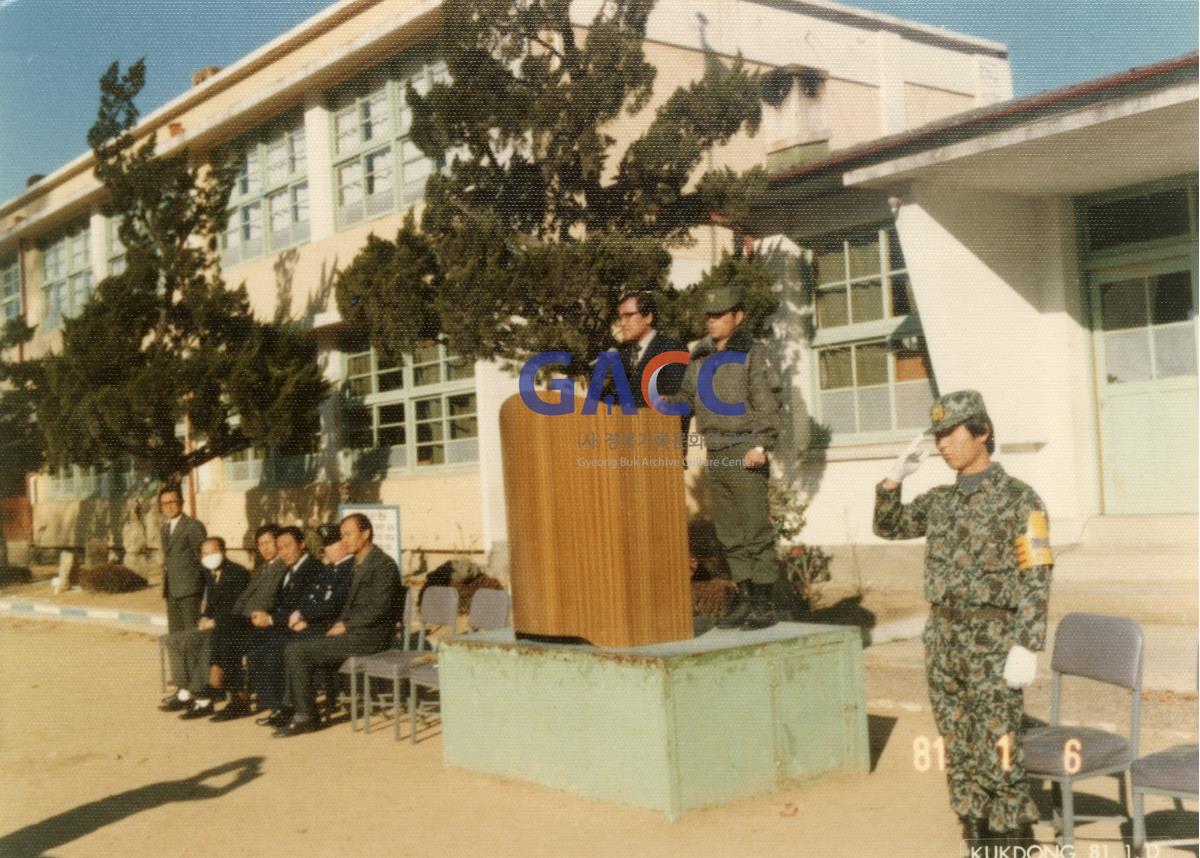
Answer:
[
  {"left": 360, "top": 585, "right": 459, "bottom": 740},
  {"left": 1023, "top": 612, "right": 1144, "bottom": 848},
  {"left": 1131, "top": 744, "right": 1198, "bottom": 856},
  {"left": 408, "top": 587, "right": 510, "bottom": 744}
]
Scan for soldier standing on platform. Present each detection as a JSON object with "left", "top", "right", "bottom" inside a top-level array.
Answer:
[
  {"left": 873, "top": 390, "right": 1053, "bottom": 850},
  {"left": 672, "top": 286, "right": 783, "bottom": 630}
]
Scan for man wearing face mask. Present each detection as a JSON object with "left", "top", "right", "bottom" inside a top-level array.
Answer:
[
  {"left": 158, "top": 537, "right": 248, "bottom": 713},
  {"left": 873, "top": 390, "right": 1053, "bottom": 852},
  {"left": 185, "top": 524, "right": 284, "bottom": 718}
]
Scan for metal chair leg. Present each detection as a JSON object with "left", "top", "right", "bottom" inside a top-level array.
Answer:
[
  {"left": 158, "top": 636, "right": 167, "bottom": 694},
  {"left": 1132, "top": 789, "right": 1146, "bottom": 856},
  {"left": 394, "top": 670, "right": 402, "bottom": 742},
  {"left": 1061, "top": 781, "right": 1076, "bottom": 848},
  {"left": 409, "top": 681, "right": 419, "bottom": 744},
  {"left": 349, "top": 657, "right": 359, "bottom": 732}
]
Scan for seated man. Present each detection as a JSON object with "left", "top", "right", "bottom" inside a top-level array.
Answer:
[
  {"left": 215, "top": 526, "right": 320, "bottom": 722},
  {"left": 158, "top": 537, "right": 248, "bottom": 712},
  {"left": 256, "top": 523, "right": 355, "bottom": 727},
  {"left": 246, "top": 525, "right": 344, "bottom": 726},
  {"left": 184, "top": 524, "right": 284, "bottom": 718},
  {"left": 274, "top": 514, "right": 401, "bottom": 736}
]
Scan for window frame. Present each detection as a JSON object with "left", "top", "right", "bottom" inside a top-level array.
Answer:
[
  {"left": 221, "top": 113, "right": 310, "bottom": 268},
  {"left": 329, "top": 56, "right": 447, "bottom": 231},
  {"left": 39, "top": 218, "right": 93, "bottom": 331},
  {"left": 1, "top": 253, "right": 20, "bottom": 322},
  {"left": 339, "top": 344, "right": 477, "bottom": 472},
  {"left": 806, "top": 223, "right": 938, "bottom": 443}
]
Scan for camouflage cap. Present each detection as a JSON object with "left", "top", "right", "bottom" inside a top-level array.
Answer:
[
  {"left": 316, "top": 522, "right": 342, "bottom": 547},
  {"left": 702, "top": 286, "right": 743, "bottom": 314},
  {"left": 927, "top": 389, "right": 989, "bottom": 435}
]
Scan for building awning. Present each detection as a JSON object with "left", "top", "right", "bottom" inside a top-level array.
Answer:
[{"left": 765, "top": 51, "right": 1198, "bottom": 199}]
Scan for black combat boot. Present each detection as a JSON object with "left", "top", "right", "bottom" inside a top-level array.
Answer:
[
  {"left": 717, "top": 580, "right": 753, "bottom": 628},
  {"left": 741, "top": 583, "right": 777, "bottom": 630},
  {"left": 959, "top": 816, "right": 987, "bottom": 853},
  {"left": 987, "top": 822, "right": 1035, "bottom": 853}
]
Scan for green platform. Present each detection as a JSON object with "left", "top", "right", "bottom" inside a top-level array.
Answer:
[{"left": 438, "top": 623, "right": 870, "bottom": 820}]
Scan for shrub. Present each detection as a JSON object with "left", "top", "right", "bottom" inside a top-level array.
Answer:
[{"left": 78, "top": 564, "right": 148, "bottom": 594}]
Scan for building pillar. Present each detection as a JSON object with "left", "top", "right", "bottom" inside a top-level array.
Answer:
[
  {"left": 303, "top": 91, "right": 335, "bottom": 242},
  {"left": 875, "top": 30, "right": 907, "bottom": 134}
]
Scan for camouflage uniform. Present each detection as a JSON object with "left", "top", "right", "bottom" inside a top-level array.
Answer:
[
  {"left": 873, "top": 395, "right": 1053, "bottom": 833},
  {"left": 673, "top": 294, "right": 782, "bottom": 586}
]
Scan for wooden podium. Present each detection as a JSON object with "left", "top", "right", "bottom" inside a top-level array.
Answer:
[{"left": 499, "top": 394, "right": 693, "bottom": 648}]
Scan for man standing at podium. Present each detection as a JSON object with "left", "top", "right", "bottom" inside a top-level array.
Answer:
[
  {"left": 672, "top": 286, "right": 782, "bottom": 630},
  {"left": 617, "top": 291, "right": 687, "bottom": 408}
]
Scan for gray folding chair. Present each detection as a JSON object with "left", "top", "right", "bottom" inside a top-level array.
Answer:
[
  {"left": 408, "top": 587, "right": 510, "bottom": 744},
  {"left": 360, "top": 585, "right": 459, "bottom": 740},
  {"left": 1131, "top": 744, "right": 1198, "bottom": 856},
  {"left": 341, "top": 585, "right": 417, "bottom": 732},
  {"left": 1023, "top": 612, "right": 1144, "bottom": 848}
]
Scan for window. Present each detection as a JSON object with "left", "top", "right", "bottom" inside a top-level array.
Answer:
[
  {"left": 1, "top": 254, "right": 19, "bottom": 321},
  {"left": 221, "top": 114, "right": 309, "bottom": 266},
  {"left": 809, "top": 225, "right": 936, "bottom": 437},
  {"left": 330, "top": 56, "right": 446, "bottom": 230},
  {"left": 1097, "top": 271, "right": 1197, "bottom": 383},
  {"left": 46, "top": 460, "right": 144, "bottom": 500},
  {"left": 40, "top": 219, "right": 92, "bottom": 330},
  {"left": 340, "top": 344, "right": 476, "bottom": 470},
  {"left": 1085, "top": 188, "right": 1193, "bottom": 252},
  {"left": 106, "top": 218, "right": 127, "bottom": 275}
]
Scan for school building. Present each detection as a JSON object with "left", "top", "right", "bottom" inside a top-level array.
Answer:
[{"left": 0, "top": 0, "right": 1194, "bottom": 574}]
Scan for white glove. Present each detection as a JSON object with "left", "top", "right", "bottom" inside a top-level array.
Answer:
[
  {"left": 885, "top": 432, "right": 928, "bottom": 483},
  {"left": 1003, "top": 645, "right": 1038, "bottom": 689}
]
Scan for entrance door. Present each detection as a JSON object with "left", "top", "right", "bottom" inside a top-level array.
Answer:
[{"left": 1091, "top": 260, "right": 1198, "bottom": 513}]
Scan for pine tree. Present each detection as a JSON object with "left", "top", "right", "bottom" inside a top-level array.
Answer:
[
  {"left": 28, "top": 60, "right": 328, "bottom": 486},
  {"left": 337, "top": 0, "right": 778, "bottom": 375}
]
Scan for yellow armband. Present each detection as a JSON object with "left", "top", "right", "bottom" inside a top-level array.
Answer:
[{"left": 1014, "top": 510, "right": 1053, "bottom": 570}]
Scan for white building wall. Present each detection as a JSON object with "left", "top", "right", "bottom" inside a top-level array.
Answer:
[{"left": 887, "top": 183, "right": 1098, "bottom": 542}]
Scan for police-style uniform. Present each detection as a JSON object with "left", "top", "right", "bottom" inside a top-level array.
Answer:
[{"left": 873, "top": 391, "right": 1053, "bottom": 836}]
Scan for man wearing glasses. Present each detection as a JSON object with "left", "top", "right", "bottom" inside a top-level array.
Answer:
[{"left": 616, "top": 291, "right": 687, "bottom": 408}]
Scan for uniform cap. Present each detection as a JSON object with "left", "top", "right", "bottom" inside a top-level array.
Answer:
[
  {"left": 702, "top": 286, "right": 743, "bottom": 314},
  {"left": 316, "top": 522, "right": 342, "bottom": 547},
  {"left": 927, "top": 389, "right": 989, "bottom": 434}
]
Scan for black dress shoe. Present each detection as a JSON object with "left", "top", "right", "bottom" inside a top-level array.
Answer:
[
  {"left": 272, "top": 717, "right": 316, "bottom": 737},
  {"left": 159, "top": 693, "right": 190, "bottom": 712},
  {"left": 255, "top": 709, "right": 292, "bottom": 727},
  {"left": 210, "top": 699, "right": 253, "bottom": 722},
  {"left": 179, "top": 698, "right": 215, "bottom": 719}
]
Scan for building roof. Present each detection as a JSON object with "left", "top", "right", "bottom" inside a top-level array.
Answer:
[{"left": 768, "top": 51, "right": 1199, "bottom": 188}]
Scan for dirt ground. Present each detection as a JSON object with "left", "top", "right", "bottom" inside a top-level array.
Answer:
[{"left": 1, "top": 617, "right": 1196, "bottom": 858}]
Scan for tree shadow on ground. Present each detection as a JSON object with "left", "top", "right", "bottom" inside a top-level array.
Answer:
[
  {"left": 0, "top": 756, "right": 264, "bottom": 856},
  {"left": 868, "top": 713, "right": 898, "bottom": 773}
]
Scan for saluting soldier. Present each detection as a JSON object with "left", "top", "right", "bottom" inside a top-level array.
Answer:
[{"left": 873, "top": 390, "right": 1053, "bottom": 850}]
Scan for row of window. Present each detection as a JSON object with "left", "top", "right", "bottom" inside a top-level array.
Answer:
[{"left": 46, "top": 345, "right": 480, "bottom": 499}]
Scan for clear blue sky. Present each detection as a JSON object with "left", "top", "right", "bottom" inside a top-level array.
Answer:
[{"left": 1, "top": 0, "right": 1196, "bottom": 203}]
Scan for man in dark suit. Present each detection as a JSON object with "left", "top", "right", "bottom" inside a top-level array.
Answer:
[
  {"left": 158, "top": 537, "right": 249, "bottom": 712},
  {"left": 158, "top": 485, "right": 207, "bottom": 646},
  {"left": 184, "top": 524, "right": 284, "bottom": 718},
  {"left": 275, "top": 513, "right": 401, "bottom": 736},
  {"left": 617, "top": 291, "right": 687, "bottom": 409},
  {"left": 255, "top": 523, "right": 354, "bottom": 728},
  {"left": 238, "top": 526, "right": 326, "bottom": 723}
]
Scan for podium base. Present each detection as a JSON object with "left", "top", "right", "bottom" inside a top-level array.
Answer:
[{"left": 439, "top": 623, "right": 870, "bottom": 820}]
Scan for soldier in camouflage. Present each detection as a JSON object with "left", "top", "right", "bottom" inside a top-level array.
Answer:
[
  {"left": 873, "top": 390, "right": 1053, "bottom": 850},
  {"left": 672, "top": 285, "right": 783, "bottom": 630}
]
